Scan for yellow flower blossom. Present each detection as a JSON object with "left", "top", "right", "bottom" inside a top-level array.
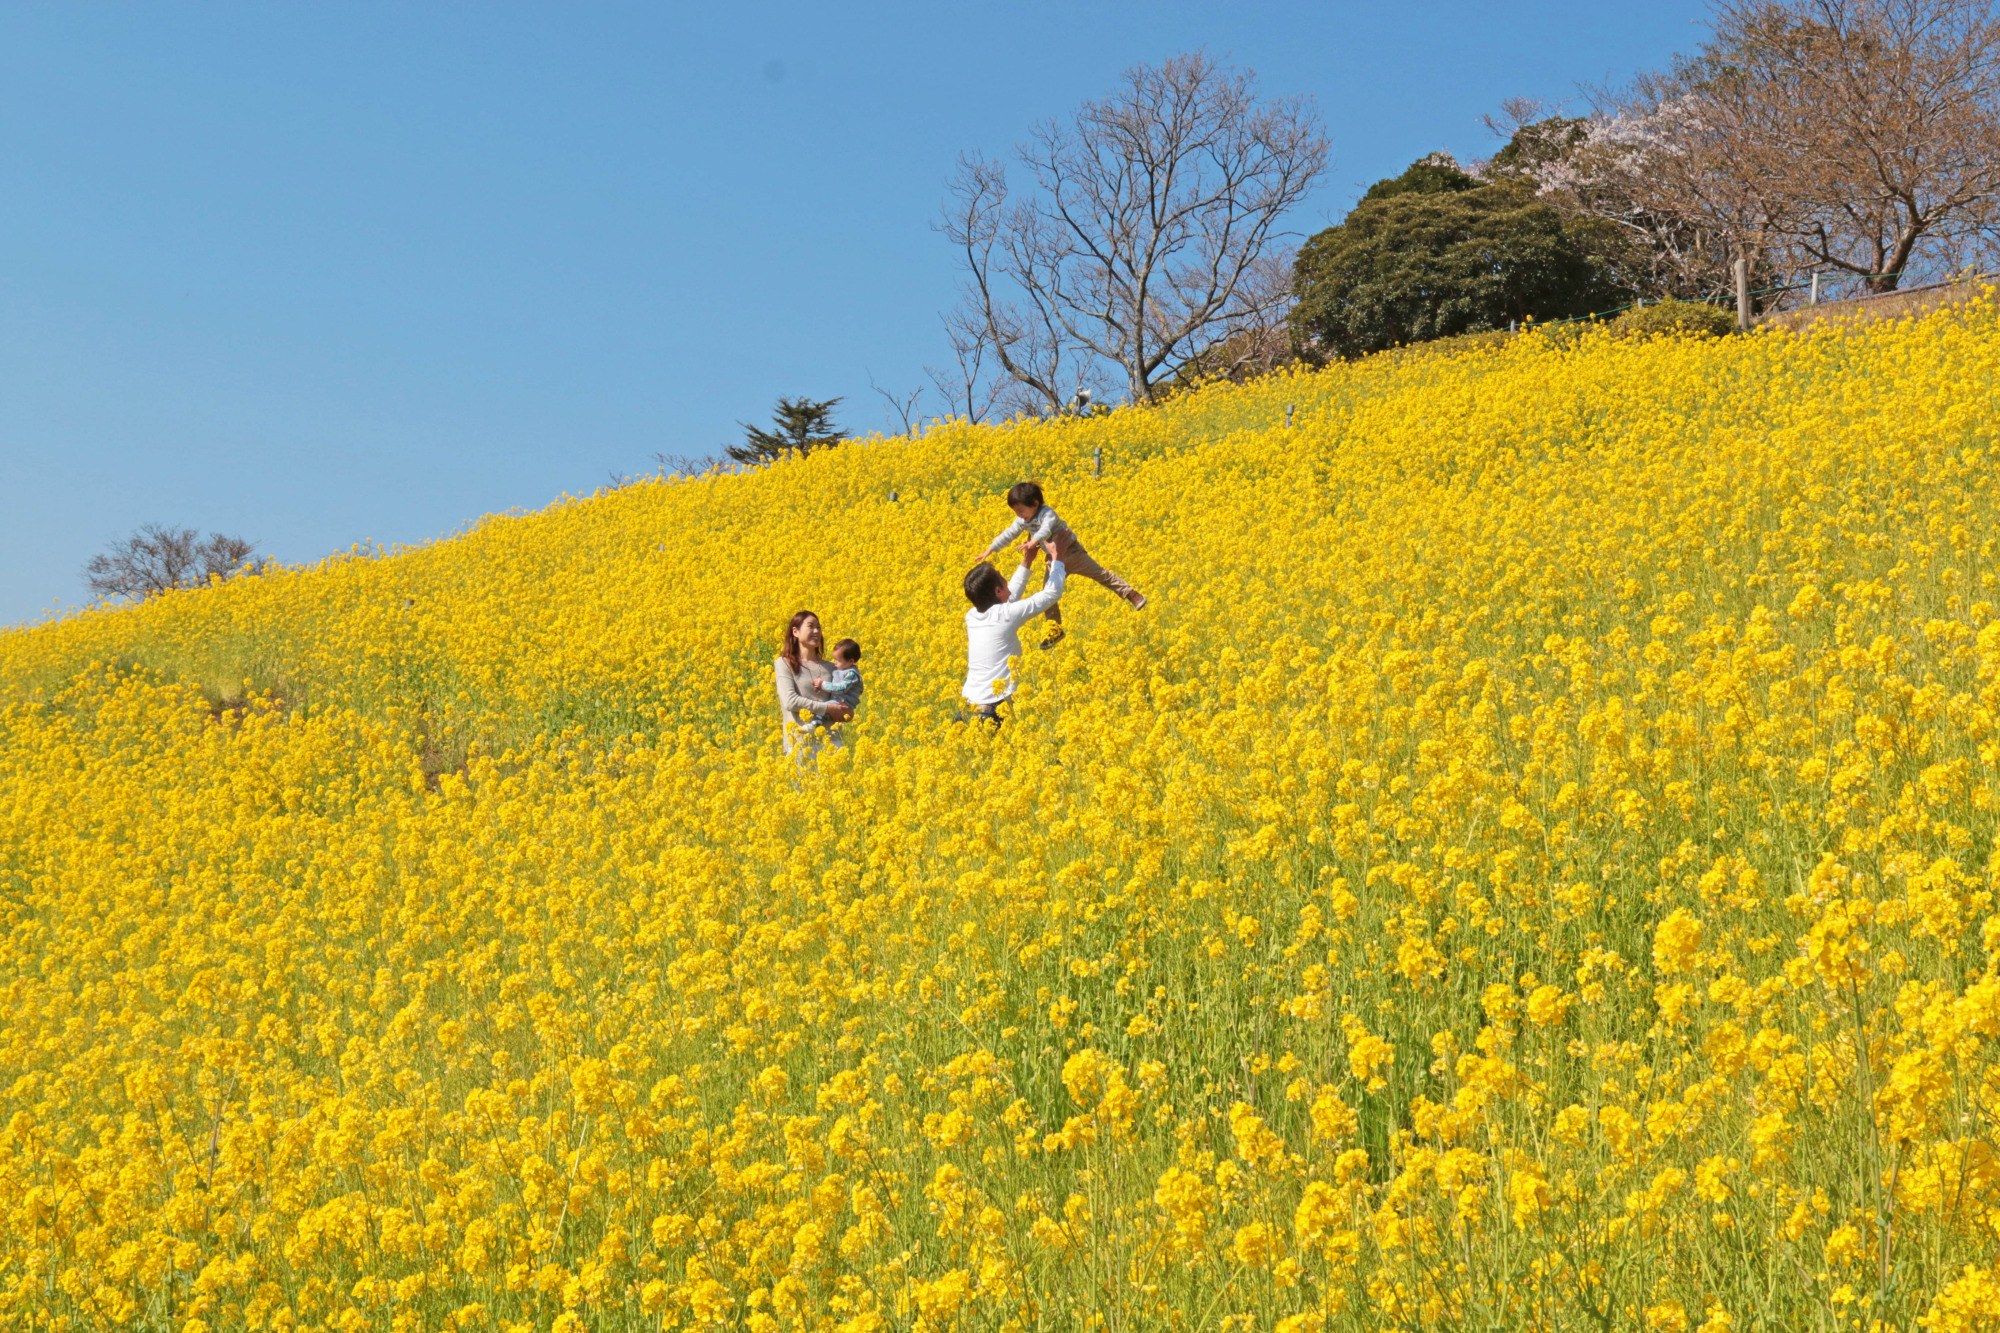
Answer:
[{"left": 3, "top": 296, "right": 2000, "bottom": 1327}]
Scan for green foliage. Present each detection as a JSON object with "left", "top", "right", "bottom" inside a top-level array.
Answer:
[
  {"left": 1359, "top": 152, "right": 1478, "bottom": 202},
  {"left": 728, "top": 396, "right": 848, "bottom": 465},
  {"left": 1611, "top": 299, "right": 1738, "bottom": 341},
  {"left": 1291, "top": 161, "right": 1630, "bottom": 361}
]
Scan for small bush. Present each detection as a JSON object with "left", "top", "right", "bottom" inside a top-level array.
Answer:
[{"left": 1611, "top": 300, "right": 1737, "bottom": 341}]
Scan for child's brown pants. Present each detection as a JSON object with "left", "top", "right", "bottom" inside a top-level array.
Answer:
[{"left": 1051, "top": 543, "right": 1139, "bottom": 615}]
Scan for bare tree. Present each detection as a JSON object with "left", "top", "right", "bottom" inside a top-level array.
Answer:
[
  {"left": 1614, "top": 0, "right": 2000, "bottom": 294},
  {"left": 940, "top": 52, "right": 1328, "bottom": 412},
  {"left": 85, "top": 524, "right": 258, "bottom": 602}
]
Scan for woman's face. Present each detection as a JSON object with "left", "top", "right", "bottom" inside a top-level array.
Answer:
[{"left": 795, "top": 615, "right": 823, "bottom": 655}]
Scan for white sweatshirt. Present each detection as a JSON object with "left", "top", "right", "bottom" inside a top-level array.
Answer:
[{"left": 962, "top": 559, "right": 1066, "bottom": 705}]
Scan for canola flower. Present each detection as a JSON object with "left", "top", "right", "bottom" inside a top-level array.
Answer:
[{"left": 4, "top": 299, "right": 2000, "bottom": 1332}]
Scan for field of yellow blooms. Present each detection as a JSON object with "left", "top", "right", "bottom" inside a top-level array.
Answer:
[{"left": 5, "top": 297, "right": 2000, "bottom": 1333}]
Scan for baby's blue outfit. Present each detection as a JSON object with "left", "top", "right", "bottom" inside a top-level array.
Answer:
[{"left": 821, "top": 666, "right": 863, "bottom": 714}]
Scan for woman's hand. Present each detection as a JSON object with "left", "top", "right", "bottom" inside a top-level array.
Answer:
[{"left": 824, "top": 703, "right": 855, "bottom": 722}]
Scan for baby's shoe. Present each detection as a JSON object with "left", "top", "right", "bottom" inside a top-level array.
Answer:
[{"left": 1040, "top": 625, "right": 1067, "bottom": 650}]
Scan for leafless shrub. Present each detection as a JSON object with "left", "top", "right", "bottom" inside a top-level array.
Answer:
[
  {"left": 652, "top": 452, "right": 733, "bottom": 478},
  {"left": 84, "top": 525, "right": 259, "bottom": 602}
]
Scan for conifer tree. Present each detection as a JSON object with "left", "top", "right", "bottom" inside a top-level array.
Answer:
[{"left": 728, "top": 397, "right": 847, "bottom": 465}]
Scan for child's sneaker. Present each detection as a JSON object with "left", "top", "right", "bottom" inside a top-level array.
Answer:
[
  {"left": 1127, "top": 592, "right": 1147, "bottom": 610},
  {"left": 1040, "top": 625, "right": 1067, "bottom": 650}
]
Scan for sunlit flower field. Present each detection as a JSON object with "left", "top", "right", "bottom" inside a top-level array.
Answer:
[{"left": 5, "top": 300, "right": 2000, "bottom": 1333}]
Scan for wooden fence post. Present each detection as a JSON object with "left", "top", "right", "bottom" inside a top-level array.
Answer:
[{"left": 1735, "top": 256, "right": 1752, "bottom": 330}]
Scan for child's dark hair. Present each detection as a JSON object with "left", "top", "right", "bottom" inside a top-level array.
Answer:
[
  {"left": 831, "top": 638, "right": 861, "bottom": 664},
  {"left": 1005, "top": 481, "right": 1045, "bottom": 510},
  {"left": 964, "top": 562, "right": 1008, "bottom": 612}
]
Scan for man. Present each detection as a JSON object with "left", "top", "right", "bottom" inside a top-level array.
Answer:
[{"left": 960, "top": 538, "right": 1065, "bottom": 723}]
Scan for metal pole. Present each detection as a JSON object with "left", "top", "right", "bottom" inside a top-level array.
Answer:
[
  {"left": 1093, "top": 446, "right": 1102, "bottom": 478},
  {"left": 1809, "top": 271, "right": 1820, "bottom": 305},
  {"left": 1285, "top": 404, "right": 1295, "bottom": 429},
  {"left": 1734, "top": 256, "right": 1752, "bottom": 330}
]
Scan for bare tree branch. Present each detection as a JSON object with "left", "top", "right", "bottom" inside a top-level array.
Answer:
[
  {"left": 924, "top": 310, "right": 1005, "bottom": 425},
  {"left": 866, "top": 371, "right": 926, "bottom": 437},
  {"left": 652, "top": 451, "right": 732, "bottom": 477}
]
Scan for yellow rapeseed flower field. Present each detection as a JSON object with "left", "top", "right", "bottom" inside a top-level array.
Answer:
[{"left": 4, "top": 300, "right": 2000, "bottom": 1333}]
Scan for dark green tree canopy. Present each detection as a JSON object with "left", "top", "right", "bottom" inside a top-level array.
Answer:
[
  {"left": 1360, "top": 152, "right": 1479, "bottom": 202},
  {"left": 729, "top": 397, "right": 848, "bottom": 465},
  {"left": 1291, "top": 157, "right": 1629, "bottom": 361}
]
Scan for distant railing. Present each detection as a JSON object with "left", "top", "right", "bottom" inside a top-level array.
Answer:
[{"left": 1508, "top": 267, "right": 1995, "bottom": 334}]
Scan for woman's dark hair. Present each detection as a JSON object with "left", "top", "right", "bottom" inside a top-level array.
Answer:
[
  {"left": 964, "top": 563, "right": 1008, "bottom": 612},
  {"left": 780, "top": 610, "right": 819, "bottom": 669},
  {"left": 831, "top": 638, "right": 861, "bottom": 663},
  {"left": 1005, "top": 480, "right": 1045, "bottom": 510}
]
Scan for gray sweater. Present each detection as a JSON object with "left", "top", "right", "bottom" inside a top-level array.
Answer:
[
  {"left": 774, "top": 656, "right": 836, "bottom": 752},
  {"left": 984, "top": 503, "right": 1072, "bottom": 555}
]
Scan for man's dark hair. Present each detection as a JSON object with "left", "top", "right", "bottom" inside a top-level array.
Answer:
[
  {"left": 1005, "top": 481, "right": 1045, "bottom": 510},
  {"left": 964, "top": 562, "right": 1009, "bottom": 612},
  {"left": 831, "top": 638, "right": 861, "bottom": 663}
]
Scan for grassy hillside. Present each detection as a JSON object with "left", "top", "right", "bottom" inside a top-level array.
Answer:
[{"left": 4, "top": 301, "right": 2000, "bottom": 1333}]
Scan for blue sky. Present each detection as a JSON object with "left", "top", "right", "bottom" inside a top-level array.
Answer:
[{"left": 0, "top": 1, "right": 1710, "bottom": 627}]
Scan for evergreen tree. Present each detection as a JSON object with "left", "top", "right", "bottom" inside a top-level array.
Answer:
[
  {"left": 728, "top": 397, "right": 848, "bottom": 465},
  {"left": 1290, "top": 155, "right": 1629, "bottom": 360}
]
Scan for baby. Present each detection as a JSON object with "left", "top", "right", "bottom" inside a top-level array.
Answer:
[
  {"left": 976, "top": 481, "right": 1144, "bottom": 648},
  {"left": 820, "top": 638, "right": 864, "bottom": 717}
]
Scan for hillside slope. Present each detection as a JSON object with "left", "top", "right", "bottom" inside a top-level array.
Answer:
[{"left": 4, "top": 304, "right": 2000, "bottom": 1331}]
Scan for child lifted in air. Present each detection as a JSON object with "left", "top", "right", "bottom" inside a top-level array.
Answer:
[{"left": 975, "top": 481, "right": 1144, "bottom": 648}]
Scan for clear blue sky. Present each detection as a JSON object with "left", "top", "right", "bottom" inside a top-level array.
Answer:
[{"left": 0, "top": 0, "right": 1710, "bottom": 627}]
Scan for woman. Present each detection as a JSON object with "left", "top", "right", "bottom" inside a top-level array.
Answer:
[{"left": 773, "top": 609, "right": 854, "bottom": 754}]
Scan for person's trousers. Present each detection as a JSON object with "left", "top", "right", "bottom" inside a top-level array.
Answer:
[
  {"left": 959, "top": 700, "right": 1006, "bottom": 729},
  {"left": 1055, "top": 542, "right": 1139, "bottom": 606}
]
